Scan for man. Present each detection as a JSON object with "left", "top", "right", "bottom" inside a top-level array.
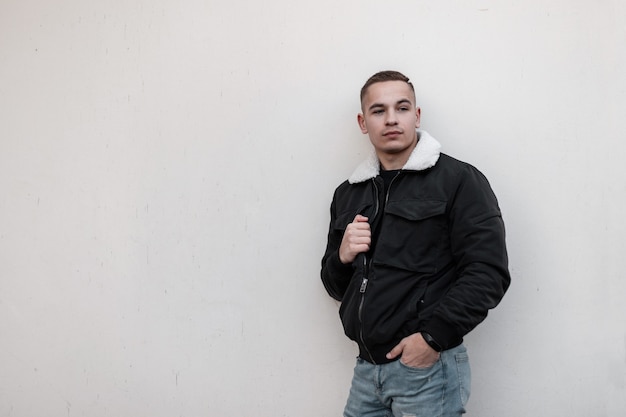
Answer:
[{"left": 321, "top": 71, "right": 510, "bottom": 416}]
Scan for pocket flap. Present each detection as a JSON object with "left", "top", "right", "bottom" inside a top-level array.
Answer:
[
  {"left": 334, "top": 204, "right": 373, "bottom": 230},
  {"left": 385, "top": 199, "right": 446, "bottom": 221}
]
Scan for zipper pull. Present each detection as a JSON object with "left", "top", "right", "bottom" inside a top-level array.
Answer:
[{"left": 359, "top": 278, "right": 369, "bottom": 293}]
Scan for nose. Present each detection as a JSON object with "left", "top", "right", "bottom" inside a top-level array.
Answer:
[{"left": 385, "top": 109, "right": 398, "bottom": 125}]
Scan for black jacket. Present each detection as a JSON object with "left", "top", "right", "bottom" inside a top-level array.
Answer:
[{"left": 321, "top": 131, "right": 510, "bottom": 364}]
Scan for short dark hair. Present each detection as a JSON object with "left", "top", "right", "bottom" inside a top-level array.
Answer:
[{"left": 360, "top": 70, "right": 415, "bottom": 103}]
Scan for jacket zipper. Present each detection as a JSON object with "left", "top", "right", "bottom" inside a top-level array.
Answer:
[
  {"left": 357, "top": 178, "right": 380, "bottom": 363},
  {"left": 357, "top": 173, "right": 401, "bottom": 364},
  {"left": 385, "top": 172, "right": 401, "bottom": 205},
  {"left": 358, "top": 256, "right": 374, "bottom": 362}
]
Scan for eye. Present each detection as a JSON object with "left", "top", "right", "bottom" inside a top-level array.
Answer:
[{"left": 372, "top": 109, "right": 384, "bottom": 115}]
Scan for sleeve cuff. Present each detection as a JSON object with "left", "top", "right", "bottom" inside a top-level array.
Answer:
[{"left": 420, "top": 316, "right": 461, "bottom": 351}]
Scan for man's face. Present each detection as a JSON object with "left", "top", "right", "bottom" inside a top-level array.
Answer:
[{"left": 358, "top": 81, "right": 421, "bottom": 163}]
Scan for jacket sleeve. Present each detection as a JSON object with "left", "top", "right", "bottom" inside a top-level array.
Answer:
[
  {"left": 320, "top": 193, "right": 354, "bottom": 301},
  {"left": 421, "top": 165, "right": 511, "bottom": 349}
]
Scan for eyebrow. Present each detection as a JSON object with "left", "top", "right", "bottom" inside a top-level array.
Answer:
[{"left": 367, "top": 98, "right": 413, "bottom": 111}]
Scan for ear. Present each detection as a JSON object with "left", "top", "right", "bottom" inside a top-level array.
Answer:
[
  {"left": 357, "top": 113, "right": 368, "bottom": 134},
  {"left": 414, "top": 107, "right": 421, "bottom": 129}
]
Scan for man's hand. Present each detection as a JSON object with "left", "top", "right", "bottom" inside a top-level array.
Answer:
[
  {"left": 339, "top": 214, "right": 371, "bottom": 264},
  {"left": 386, "top": 333, "right": 440, "bottom": 368}
]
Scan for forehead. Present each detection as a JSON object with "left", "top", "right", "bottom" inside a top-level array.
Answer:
[{"left": 361, "top": 81, "right": 415, "bottom": 108}]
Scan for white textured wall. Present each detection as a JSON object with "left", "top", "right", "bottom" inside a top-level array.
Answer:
[{"left": 1, "top": 1, "right": 625, "bottom": 416}]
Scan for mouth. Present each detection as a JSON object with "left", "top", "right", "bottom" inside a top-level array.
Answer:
[{"left": 383, "top": 130, "right": 402, "bottom": 137}]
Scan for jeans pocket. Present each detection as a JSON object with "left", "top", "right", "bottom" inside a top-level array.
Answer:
[{"left": 398, "top": 356, "right": 441, "bottom": 373}]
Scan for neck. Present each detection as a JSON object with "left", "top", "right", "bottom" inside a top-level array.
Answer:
[{"left": 377, "top": 141, "right": 418, "bottom": 170}]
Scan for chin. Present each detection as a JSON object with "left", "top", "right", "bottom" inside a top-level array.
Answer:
[{"left": 382, "top": 145, "right": 410, "bottom": 154}]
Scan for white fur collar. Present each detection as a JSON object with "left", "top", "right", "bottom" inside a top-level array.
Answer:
[{"left": 348, "top": 130, "right": 441, "bottom": 184}]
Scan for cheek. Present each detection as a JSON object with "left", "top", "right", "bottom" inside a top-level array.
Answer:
[{"left": 404, "top": 115, "right": 419, "bottom": 129}]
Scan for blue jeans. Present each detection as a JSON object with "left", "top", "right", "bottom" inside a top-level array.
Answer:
[{"left": 343, "top": 344, "right": 471, "bottom": 417}]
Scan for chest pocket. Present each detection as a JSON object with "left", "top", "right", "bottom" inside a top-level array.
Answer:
[
  {"left": 333, "top": 204, "right": 374, "bottom": 271},
  {"left": 333, "top": 204, "right": 374, "bottom": 231},
  {"left": 375, "top": 199, "right": 448, "bottom": 272}
]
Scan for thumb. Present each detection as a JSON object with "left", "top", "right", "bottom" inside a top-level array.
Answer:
[
  {"left": 354, "top": 214, "right": 369, "bottom": 223},
  {"left": 386, "top": 341, "right": 404, "bottom": 360}
]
